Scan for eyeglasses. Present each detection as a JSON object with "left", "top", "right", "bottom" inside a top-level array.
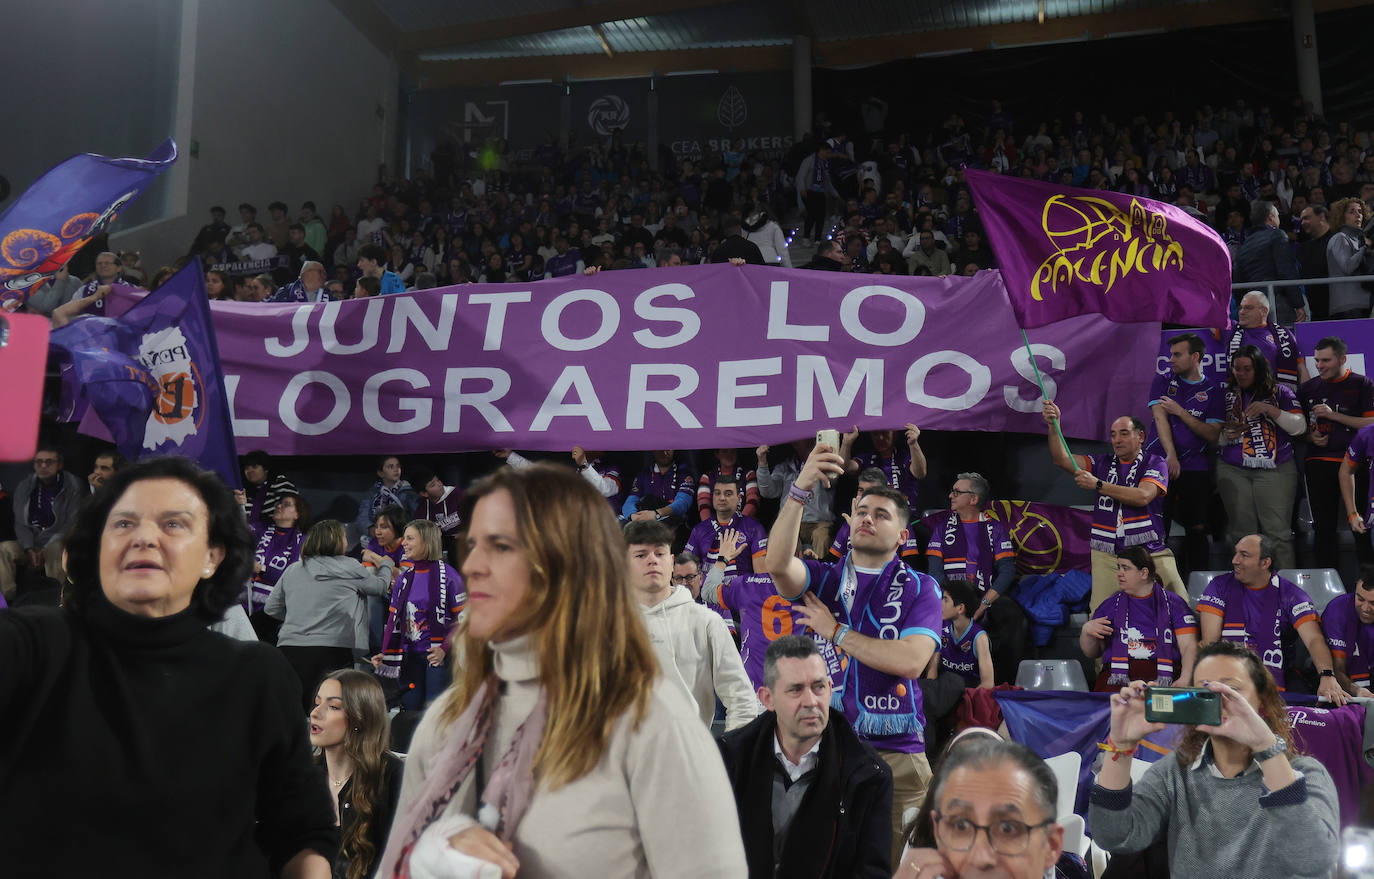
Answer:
[
  {"left": 671, "top": 574, "right": 702, "bottom": 586},
  {"left": 932, "top": 812, "right": 1055, "bottom": 855},
  {"left": 949, "top": 489, "right": 978, "bottom": 496},
  {"left": 33, "top": 457, "right": 59, "bottom": 466}
]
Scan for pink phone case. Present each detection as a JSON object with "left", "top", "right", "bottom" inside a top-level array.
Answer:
[{"left": 0, "top": 313, "right": 51, "bottom": 462}]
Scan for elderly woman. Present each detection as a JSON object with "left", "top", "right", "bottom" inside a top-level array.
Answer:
[
  {"left": 0, "top": 456, "right": 336, "bottom": 875},
  {"left": 267, "top": 519, "right": 394, "bottom": 709},
  {"left": 1090, "top": 640, "right": 1339, "bottom": 877},
  {"left": 377, "top": 463, "right": 744, "bottom": 878},
  {"left": 1080, "top": 545, "right": 1198, "bottom": 690}
]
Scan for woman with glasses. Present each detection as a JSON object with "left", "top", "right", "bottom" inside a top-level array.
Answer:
[
  {"left": 1079, "top": 546, "right": 1198, "bottom": 691},
  {"left": 1089, "top": 640, "right": 1338, "bottom": 877}
]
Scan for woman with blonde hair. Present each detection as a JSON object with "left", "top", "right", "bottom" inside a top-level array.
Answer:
[
  {"left": 310, "top": 670, "right": 404, "bottom": 879},
  {"left": 378, "top": 463, "right": 744, "bottom": 878},
  {"left": 375, "top": 519, "right": 464, "bottom": 710}
]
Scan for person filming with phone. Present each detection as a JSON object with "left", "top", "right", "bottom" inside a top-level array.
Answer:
[{"left": 1089, "top": 640, "right": 1339, "bottom": 878}]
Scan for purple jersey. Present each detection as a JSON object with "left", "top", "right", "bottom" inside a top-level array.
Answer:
[
  {"left": 1087, "top": 452, "right": 1169, "bottom": 554},
  {"left": 853, "top": 448, "right": 920, "bottom": 513},
  {"left": 249, "top": 524, "right": 303, "bottom": 612},
  {"left": 544, "top": 251, "right": 581, "bottom": 277},
  {"left": 1092, "top": 588, "right": 1197, "bottom": 685},
  {"left": 418, "top": 486, "right": 463, "bottom": 537},
  {"left": 1229, "top": 325, "right": 1299, "bottom": 388},
  {"left": 940, "top": 619, "right": 987, "bottom": 686},
  {"left": 631, "top": 462, "right": 695, "bottom": 505},
  {"left": 799, "top": 557, "right": 942, "bottom": 753},
  {"left": 1198, "top": 572, "right": 1319, "bottom": 689},
  {"left": 685, "top": 514, "right": 769, "bottom": 577},
  {"left": 1299, "top": 372, "right": 1374, "bottom": 462},
  {"left": 1345, "top": 424, "right": 1374, "bottom": 523},
  {"left": 713, "top": 573, "right": 842, "bottom": 689},
  {"left": 1219, "top": 384, "right": 1302, "bottom": 468},
  {"left": 1322, "top": 593, "right": 1374, "bottom": 687},
  {"left": 1147, "top": 373, "right": 1225, "bottom": 470}
]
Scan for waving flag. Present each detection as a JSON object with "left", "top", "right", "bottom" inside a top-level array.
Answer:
[
  {"left": 48, "top": 258, "right": 240, "bottom": 486},
  {"left": 965, "top": 169, "right": 1230, "bottom": 329},
  {"left": 0, "top": 139, "right": 177, "bottom": 312}
]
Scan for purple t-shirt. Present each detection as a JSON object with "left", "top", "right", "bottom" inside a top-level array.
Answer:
[
  {"left": 685, "top": 514, "right": 769, "bottom": 577},
  {"left": 1343, "top": 423, "right": 1374, "bottom": 524},
  {"left": 1298, "top": 371, "right": 1374, "bottom": 462},
  {"left": 1229, "top": 325, "right": 1299, "bottom": 388},
  {"left": 418, "top": 487, "right": 463, "bottom": 537},
  {"left": 1092, "top": 588, "right": 1197, "bottom": 681},
  {"left": 1198, "top": 572, "right": 1319, "bottom": 688},
  {"left": 1220, "top": 384, "right": 1302, "bottom": 468},
  {"left": 798, "top": 557, "right": 943, "bottom": 753},
  {"left": 713, "top": 572, "right": 842, "bottom": 690},
  {"left": 1322, "top": 593, "right": 1374, "bottom": 686},
  {"left": 853, "top": 448, "right": 920, "bottom": 514},
  {"left": 1147, "top": 373, "right": 1225, "bottom": 470},
  {"left": 940, "top": 619, "right": 987, "bottom": 686}
]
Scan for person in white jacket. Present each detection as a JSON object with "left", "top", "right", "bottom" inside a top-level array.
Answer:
[
  {"left": 625, "top": 520, "right": 758, "bottom": 731},
  {"left": 743, "top": 208, "right": 793, "bottom": 268}
]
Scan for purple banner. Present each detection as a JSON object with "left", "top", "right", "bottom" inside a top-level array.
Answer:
[
  {"left": 967, "top": 169, "right": 1231, "bottom": 329},
  {"left": 1296, "top": 318, "right": 1374, "bottom": 378},
  {"left": 106, "top": 266, "right": 1159, "bottom": 456}
]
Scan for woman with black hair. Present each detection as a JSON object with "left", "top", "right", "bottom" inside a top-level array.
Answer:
[{"left": 0, "top": 455, "right": 337, "bottom": 876}]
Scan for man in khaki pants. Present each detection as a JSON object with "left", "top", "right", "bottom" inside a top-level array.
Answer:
[
  {"left": 765, "top": 440, "right": 944, "bottom": 869},
  {"left": 1042, "top": 400, "right": 1188, "bottom": 610}
]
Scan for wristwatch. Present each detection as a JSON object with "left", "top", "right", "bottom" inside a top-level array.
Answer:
[
  {"left": 1095, "top": 479, "right": 1104, "bottom": 491},
  {"left": 1320, "top": 669, "right": 1336, "bottom": 678},
  {"left": 980, "top": 598, "right": 992, "bottom": 608},
  {"left": 1252, "top": 735, "right": 1288, "bottom": 763}
]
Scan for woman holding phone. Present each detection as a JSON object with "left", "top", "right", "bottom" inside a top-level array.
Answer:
[{"left": 1088, "top": 640, "right": 1338, "bottom": 877}]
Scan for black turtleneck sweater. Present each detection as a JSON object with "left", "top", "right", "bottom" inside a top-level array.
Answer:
[{"left": 0, "top": 591, "right": 337, "bottom": 877}]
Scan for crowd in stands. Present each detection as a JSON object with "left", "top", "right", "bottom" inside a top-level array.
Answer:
[{"left": 4, "top": 90, "right": 1370, "bottom": 876}]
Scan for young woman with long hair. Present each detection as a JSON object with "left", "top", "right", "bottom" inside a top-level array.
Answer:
[
  {"left": 377, "top": 464, "right": 744, "bottom": 877},
  {"left": 310, "top": 670, "right": 403, "bottom": 879}
]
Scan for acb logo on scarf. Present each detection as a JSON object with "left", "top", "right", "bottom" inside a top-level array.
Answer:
[{"left": 137, "top": 326, "right": 204, "bottom": 449}]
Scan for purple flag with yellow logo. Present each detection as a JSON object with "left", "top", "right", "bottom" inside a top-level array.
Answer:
[
  {"left": 0, "top": 140, "right": 176, "bottom": 313},
  {"left": 920, "top": 500, "right": 1091, "bottom": 575},
  {"left": 48, "top": 258, "right": 240, "bottom": 487},
  {"left": 965, "top": 169, "right": 1231, "bottom": 329}
]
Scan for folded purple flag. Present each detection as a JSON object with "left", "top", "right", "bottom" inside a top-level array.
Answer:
[
  {"left": 965, "top": 169, "right": 1230, "bottom": 329},
  {"left": 0, "top": 140, "right": 176, "bottom": 312}
]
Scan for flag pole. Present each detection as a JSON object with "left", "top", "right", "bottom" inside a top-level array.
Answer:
[{"left": 1019, "top": 326, "right": 1075, "bottom": 463}]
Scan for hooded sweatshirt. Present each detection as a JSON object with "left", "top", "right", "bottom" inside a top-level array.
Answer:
[
  {"left": 264, "top": 555, "right": 394, "bottom": 650},
  {"left": 638, "top": 586, "right": 758, "bottom": 731}
]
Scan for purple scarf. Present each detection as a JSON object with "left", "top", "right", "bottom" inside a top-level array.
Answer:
[
  {"left": 379, "top": 561, "right": 464, "bottom": 678},
  {"left": 938, "top": 511, "right": 1000, "bottom": 589},
  {"left": 27, "top": 477, "right": 65, "bottom": 529},
  {"left": 248, "top": 525, "right": 302, "bottom": 612},
  {"left": 1102, "top": 584, "right": 1183, "bottom": 686},
  {"left": 835, "top": 554, "right": 925, "bottom": 739},
  {"left": 1089, "top": 452, "right": 1162, "bottom": 553}
]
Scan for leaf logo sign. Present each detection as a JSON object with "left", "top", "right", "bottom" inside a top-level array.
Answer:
[{"left": 717, "top": 86, "right": 747, "bottom": 131}]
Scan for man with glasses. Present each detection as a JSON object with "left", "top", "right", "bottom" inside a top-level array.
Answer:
[
  {"left": 10, "top": 444, "right": 84, "bottom": 584},
  {"left": 926, "top": 473, "right": 1026, "bottom": 683},
  {"left": 899, "top": 737, "right": 1064, "bottom": 879}
]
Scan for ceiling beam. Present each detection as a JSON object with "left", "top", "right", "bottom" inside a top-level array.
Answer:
[
  {"left": 416, "top": 44, "right": 793, "bottom": 89},
  {"left": 399, "top": 0, "right": 739, "bottom": 53}
]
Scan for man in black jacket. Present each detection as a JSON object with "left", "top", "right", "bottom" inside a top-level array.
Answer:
[
  {"left": 710, "top": 217, "right": 767, "bottom": 265},
  {"left": 717, "top": 634, "right": 893, "bottom": 878}
]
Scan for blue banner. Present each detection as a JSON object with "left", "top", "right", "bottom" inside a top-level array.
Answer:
[
  {"left": 0, "top": 139, "right": 176, "bottom": 312},
  {"left": 48, "top": 258, "right": 240, "bottom": 487}
]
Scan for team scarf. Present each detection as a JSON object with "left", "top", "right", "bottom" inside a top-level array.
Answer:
[
  {"left": 939, "top": 511, "right": 1000, "bottom": 589},
  {"left": 1227, "top": 324, "right": 1297, "bottom": 382},
  {"left": 1089, "top": 452, "right": 1161, "bottom": 554},
  {"left": 1226, "top": 388, "right": 1283, "bottom": 469},
  {"left": 369, "top": 478, "right": 414, "bottom": 521},
  {"left": 1102, "top": 583, "right": 1184, "bottom": 687},
  {"left": 379, "top": 560, "right": 462, "bottom": 679},
  {"left": 834, "top": 553, "right": 925, "bottom": 740},
  {"left": 247, "top": 525, "right": 303, "bottom": 612},
  {"left": 26, "top": 475, "right": 67, "bottom": 530}
]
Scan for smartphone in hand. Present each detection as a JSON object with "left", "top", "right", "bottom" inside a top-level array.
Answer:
[{"left": 1144, "top": 686, "right": 1221, "bottom": 726}]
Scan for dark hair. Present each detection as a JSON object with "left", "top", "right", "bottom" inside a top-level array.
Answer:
[
  {"left": 301, "top": 200, "right": 317, "bottom": 212},
  {"left": 356, "top": 276, "right": 381, "bottom": 296},
  {"left": 1168, "top": 332, "right": 1205, "bottom": 357},
  {"left": 1249, "top": 533, "right": 1277, "bottom": 572},
  {"left": 371, "top": 504, "right": 407, "bottom": 542},
  {"left": 1116, "top": 545, "right": 1160, "bottom": 583},
  {"left": 238, "top": 202, "right": 256, "bottom": 213},
  {"left": 929, "top": 737, "right": 1058, "bottom": 825},
  {"left": 94, "top": 449, "right": 126, "bottom": 470},
  {"left": 273, "top": 491, "right": 311, "bottom": 530},
  {"left": 762, "top": 634, "right": 822, "bottom": 688},
  {"left": 943, "top": 580, "right": 980, "bottom": 617},
  {"left": 375, "top": 455, "right": 400, "bottom": 475},
  {"left": 1175, "top": 640, "right": 1296, "bottom": 765},
  {"left": 1229, "top": 344, "right": 1278, "bottom": 398},
  {"left": 268, "top": 201, "right": 288, "bottom": 213},
  {"left": 1358, "top": 564, "right": 1374, "bottom": 591},
  {"left": 288, "top": 222, "right": 305, "bottom": 234},
  {"left": 713, "top": 473, "right": 739, "bottom": 489},
  {"left": 358, "top": 243, "right": 387, "bottom": 263},
  {"left": 858, "top": 485, "right": 910, "bottom": 522},
  {"left": 672, "top": 551, "right": 699, "bottom": 570},
  {"left": 247, "top": 222, "right": 264, "bottom": 234},
  {"left": 1315, "top": 335, "right": 1348, "bottom": 357},
  {"left": 63, "top": 456, "right": 253, "bottom": 623},
  {"left": 856, "top": 467, "right": 886, "bottom": 486},
  {"left": 408, "top": 465, "right": 436, "bottom": 491},
  {"left": 624, "top": 520, "right": 674, "bottom": 547}
]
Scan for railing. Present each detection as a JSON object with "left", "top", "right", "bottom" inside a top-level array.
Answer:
[{"left": 1232, "top": 274, "right": 1374, "bottom": 320}]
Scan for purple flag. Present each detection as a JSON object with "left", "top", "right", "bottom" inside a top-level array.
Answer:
[
  {"left": 921, "top": 500, "right": 1091, "bottom": 576},
  {"left": 101, "top": 265, "right": 1159, "bottom": 455},
  {"left": 965, "top": 169, "right": 1231, "bottom": 329},
  {"left": 0, "top": 140, "right": 176, "bottom": 312},
  {"left": 48, "top": 259, "right": 241, "bottom": 487}
]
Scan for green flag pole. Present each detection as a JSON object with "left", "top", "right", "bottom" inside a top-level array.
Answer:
[{"left": 1019, "top": 326, "right": 1076, "bottom": 464}]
